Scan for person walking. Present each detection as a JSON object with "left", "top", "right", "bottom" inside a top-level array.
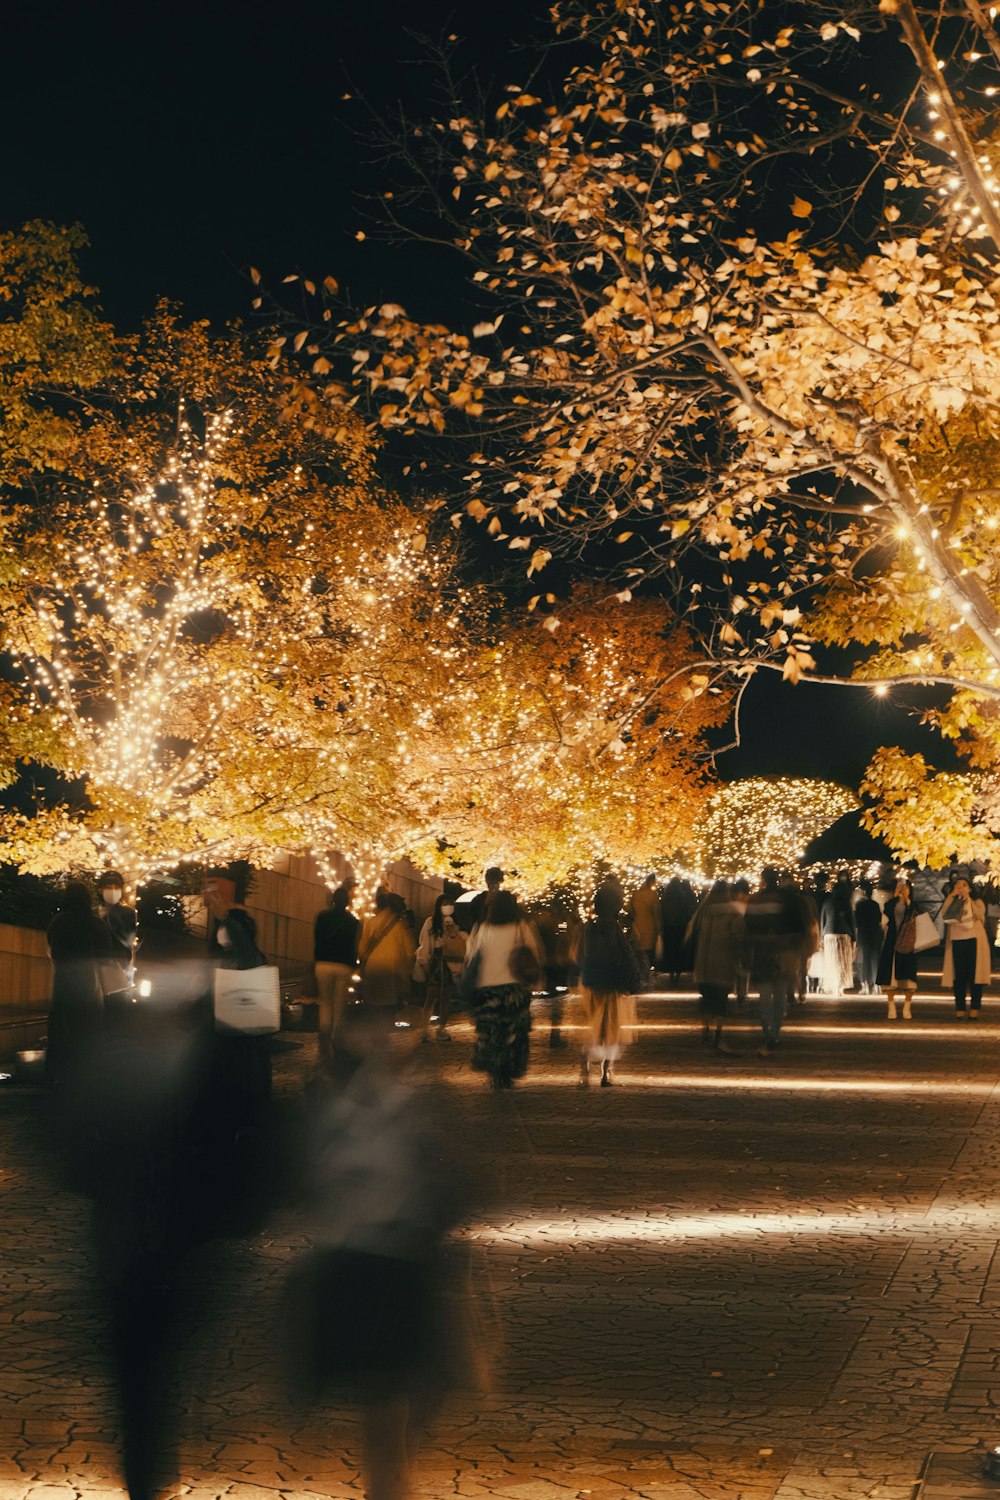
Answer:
[
  {"left": 660, "top": 876, "right": 697, "bottom": 987},
  {"left": 358, "top": 887, "right": 416, "bottom": 1025},
  {"left": 820, "top": 871, "right": 856, "bottom": 996},
  {"left": 941, "top": 877, "right": 991, "bottom": 1019},
  {"left": 46, "top": 880, "right": 114, "bottom": 1093},
  {"left": 853, "top": 880, "right": 884, "bottom": 996},
  {"left": 204, "top": 877, "right": 274, "bottom": 1129},
  {"left": 628, "top": 874, "right": 661, "bottom": 969},
  {"left": 575, "top": 885, "right": 644, "bottom": 1087},
  {"left": 878, "top": 878, "right": 919, "bottom": 1020},
  {"left": 463, "top": 891, "right": 541, "bottom": 1089},
  {"left": 686, "top": 879, "right": 743, "bottom": 1054},
  {"left": 314, "top": 886, "right": 360, "bottom": 1056},
  {"left": 467, "top": 867, "right": 504, "bottom": 929},
  {"left": 730, "top": 877, "right": 751, "bottom": 1004},
  {"left": 744, "top": 867, "right": 803, "bottom": 1057},
  {"left": 414, "top": 893, "right": 467, "bottom": 1041}
]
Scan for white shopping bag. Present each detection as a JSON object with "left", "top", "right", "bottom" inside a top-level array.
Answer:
[
  {"left": 214, "top": 965, "right": 281, "bottom": 1033},
  {"left": 912, "top": 912, "right": 940, "bottom": 953}
]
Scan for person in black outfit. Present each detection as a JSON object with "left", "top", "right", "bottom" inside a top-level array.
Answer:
[
  {"left": 46, "top": 880, "right": 114, "bottom": 1094},
  {"left": 660, "top": 876, "right": 697, "bottom": 986},
  {"left": 97, "top": 870, "right": 139, "bottom": 1026},
  {"left": 854, "top": 880, "right": 883, "bottom": 995},
  {"left": 314, "top": 886, "right": 360, "bottom": 1056},
  {"left": 467, "top": 867, "right": 504, "bottom": 929}
]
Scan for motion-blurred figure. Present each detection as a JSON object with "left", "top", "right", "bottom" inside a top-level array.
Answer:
[
  {"left": 287, "top": 1013, "right": 467, "bottom": 1500},
  {"left": 46, "top": 880, "right": 113, "bottom": 1095},
  {"left": 96, "top": 869, "right": 139, "bottom": 1025}
]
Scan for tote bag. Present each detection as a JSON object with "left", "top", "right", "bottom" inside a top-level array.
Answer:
[
  {"left": 214, "top": 964, "right": 281, "bottom": 1033},
  {"left": 912, "top": 912, "right": 939, "bottom": 952}
]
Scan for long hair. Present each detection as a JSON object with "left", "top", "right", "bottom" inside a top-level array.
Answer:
[{"left": 485, "top": 889, "right": 519, "bottom": 927}]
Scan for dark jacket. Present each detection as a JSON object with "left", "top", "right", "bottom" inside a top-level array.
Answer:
[
  {"left": 744, "top": 886, "right": 805, "bottom": 983},
  {"left": 821, "top": 889, "right": 856, "bottom": 940},
  {"left": 578, "top": 919, "right": 643, "bottom": 994},
  {"left": 314, "top": 907, "right": 360, "bottom": 966}
]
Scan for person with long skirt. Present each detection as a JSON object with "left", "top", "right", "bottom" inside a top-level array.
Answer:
[
  {"left": 463, "top": 891, "right": 542, "bottom": 1089},
  {"left": 575, "top": 885, "right": 643, "bottom": 1087}
]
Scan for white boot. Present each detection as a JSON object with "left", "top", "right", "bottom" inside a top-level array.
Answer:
[
  {"left": 902, "top": 994, "right": 912, "bottom": 1020},
  {"left": 887, "top": 992, "right": 897, "bottom": 1020}
]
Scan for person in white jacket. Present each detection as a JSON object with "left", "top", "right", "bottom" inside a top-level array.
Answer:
[
  {"left": 462, "top": 891, "right": 542, "bottom": 1089},
  {"left": 941, "top": 878, "right": 991, "bottom": 1018}
]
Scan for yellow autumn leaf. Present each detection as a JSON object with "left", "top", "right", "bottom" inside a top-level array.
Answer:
[{"left": 790, "top": 196, "right": 813, "bottom": 218}]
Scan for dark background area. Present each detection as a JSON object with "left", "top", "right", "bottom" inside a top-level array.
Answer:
[{"left": 1, "top": 0, "right": 938, "bottom": 806}]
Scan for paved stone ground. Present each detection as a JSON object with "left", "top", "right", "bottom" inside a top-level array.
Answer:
[{"left": 4, "top": 989, "right": 1000, "bottom": 1499}]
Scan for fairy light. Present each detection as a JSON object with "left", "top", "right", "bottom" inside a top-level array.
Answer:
[{"left": 694, "top": 779, "right": 857, "bottom": 881}]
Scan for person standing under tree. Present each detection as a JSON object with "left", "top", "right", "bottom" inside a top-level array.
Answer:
[
  {"left": 941, "top": 877, "right": 991, "bottom": 1019},
  {"left": 414, "top": 892, "right": 466, "bottom": 1041},
  {"left": 744, "top": 867, "right": 804, "bottom": 1057},
  {"left": 97, "top": 871, "right": 138, "bottom": 1025},
  {"left": 575, "top": 885, "right": 643, "bottom": 1087},
  {"left": 853, "top": 880, "right": 883, "bottom": 997},
  {"left": 314, "top": 886, "right": 360, "bottom": 1056}
]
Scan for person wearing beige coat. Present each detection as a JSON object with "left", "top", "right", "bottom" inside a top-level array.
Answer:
[{"left": 941, "top": 879, "right": 991, "bottom": 1018}]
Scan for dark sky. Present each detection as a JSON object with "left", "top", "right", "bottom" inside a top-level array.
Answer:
[{"left": 2, "top": 0, "right": 934, "bottom": 797}]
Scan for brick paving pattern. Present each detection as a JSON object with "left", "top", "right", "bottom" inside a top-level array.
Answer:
[{"left": 3, "top": 990, "right": 1000, "bottom": 1498}]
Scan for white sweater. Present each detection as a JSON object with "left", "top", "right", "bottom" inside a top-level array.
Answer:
[{"left": 466, "top": 920, "right": 542, "bottom": 989}]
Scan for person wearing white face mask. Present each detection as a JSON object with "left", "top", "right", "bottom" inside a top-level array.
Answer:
[
  {"left": 414, "top": 891, "right": 467, "bottom": 1041},
  {"left": 96, "top": 871, "right": 138, "bottom": 1011}
]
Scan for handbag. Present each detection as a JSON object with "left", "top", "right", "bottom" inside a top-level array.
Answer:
[
  {"left": 912, "top": 911, "right": 939, "bottom": 952},
  {"left": 510, "top": 925, "right": 541, "bottom": 988},
  {"left": 214, "top": 964, "right": 281, "bottom": 1033}
]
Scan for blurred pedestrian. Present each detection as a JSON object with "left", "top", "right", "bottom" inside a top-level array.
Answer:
[
  {"left": 288, "top": 1012, "right": 467, "bottom": 1500},
  {"left": 359, "top": 887, "right": 416, "bottom": 1024},
  {"left": 660, "top": 876, "right": 697, "bottom": 987},
  {"left": 463, "top": 891, "right": 541, "bottom": 1089},
  {"left": 744, "top": 867, "right": 804, "bottom": 1057},
  {"left": 46, "top": 880, "right": 114, "bottom": 1093},
  {"left": 686, "top": 879, "right": 743, "bottom": 1054},
  {"left": 203, "top": 876, "right": 273, "bottom": 1136},
  {"left": 853, "top": 880, "right": 883, "bottom": 996},
  {"left": 314, "top": 885, "right": 360, "bottom": 1056},
  {"left": 628, "top": 874, "right": 661, "bottom": 968},
  {"left": 730, "top": 877, "right": 751, "bottom": 1004},
  {"left": 941, "top": 877, "right": 990, "bottom": 1019}
]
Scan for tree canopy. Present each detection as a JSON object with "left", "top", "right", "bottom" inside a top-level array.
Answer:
[{"left": 280, "top": 0, "right": 1000, "bottom": 865}]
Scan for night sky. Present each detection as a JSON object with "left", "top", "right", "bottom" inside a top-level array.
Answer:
[{"left": 2, "top": 1, "right": 939, "bottom": 803}]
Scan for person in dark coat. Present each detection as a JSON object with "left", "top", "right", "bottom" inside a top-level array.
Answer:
[
  {"left": 853, "top": 880, "right": 884, "bottom": 995},
  {"left": 575, "top": 885, "right": 643, "bottom": 1087},
  {"left": 97, "top": 870, "right": 139, "bottom": 1027},
  {"left": 877, "top": 878, "right": 919, "bottom": 1019},
  {"left": 744, "top": 867, "right": 805, "bottom": 1056},
  {"left": 46, "top": 880, "right": 114, "bottom": 1093},
  {"left": 314, "top": 885, "right": 360, "bottom": 1056},
  {"left": 660, "top": 876, "right": 697, "bottom": 986}
]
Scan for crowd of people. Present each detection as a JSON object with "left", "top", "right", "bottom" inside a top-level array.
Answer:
[{"left": 32, "top": 855, "right": 999, "bottom": 1500}]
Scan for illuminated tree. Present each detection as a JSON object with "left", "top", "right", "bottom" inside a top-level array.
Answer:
[
  {"left": 0, "top": 307, "right": 468, "bottom": 880},
  {"left": 696, "top": 779, "right": 858, "bottom": 882},
  {"left": 405, "top": 591, "right": 725, "bottom": 894},
  {"left": 1, "top": 269, "right": 724, "bottom": 889},
  {"left": 282, "top": 0, "right": 1000, "bottom": 863}
]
